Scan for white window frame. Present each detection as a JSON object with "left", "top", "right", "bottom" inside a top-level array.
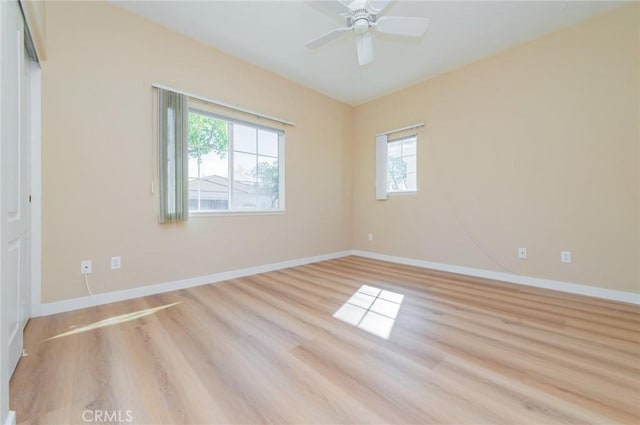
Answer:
[
  {"left": 188, "top": 108, "right": 285, "bottom": 216},
  {"left": 386, "top": 135, "right": 417, "bottom": 196},
  {"left": 375, "top": 123, "right": 423, "bottom": 201}
]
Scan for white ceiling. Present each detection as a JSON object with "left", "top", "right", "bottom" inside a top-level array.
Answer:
[{"left": 114, "top": 0, "right": 627, "bottom": 105}]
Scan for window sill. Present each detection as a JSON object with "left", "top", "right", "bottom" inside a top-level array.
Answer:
[
  {"left": 387, "top": 191, "right": 417, "bottom": 197},
  {"left": 189, "top": 209, "right": 286, "bottom": 217}
]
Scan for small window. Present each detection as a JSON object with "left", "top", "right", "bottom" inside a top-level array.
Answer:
[
  {"left": 386, "top": 136, "right": 417, "bottom": 193},
  {"left": 188, "top": 110, "right": 284, "bottom": 213}
]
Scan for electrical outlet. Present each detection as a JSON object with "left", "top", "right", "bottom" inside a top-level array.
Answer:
[
  {"left": 518, "top": 248, "right": 527, "bottom": 259},
  {"left": 561, "top": 251, "right": 572, "bottom": 263},
  {"left": 368, "top": 233, "right": 374, "bottom": 241},
  {"left": 80, "top": 260, "right": 92, "bottom": 274},
  {"left": 111, "top": 256, "right": 121, "bottom": 270}
]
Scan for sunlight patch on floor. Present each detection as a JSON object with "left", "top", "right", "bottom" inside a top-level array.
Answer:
[
  {"left": 44, "top": 302, "right": 182, "bottom": 341},
  {"left": 333, "top": 285, "right": 404, "bottom": 339}
]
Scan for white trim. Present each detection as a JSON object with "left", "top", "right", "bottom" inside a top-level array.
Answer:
[
  {"left": 387, "top": 190, "right": 417, "bottom": 196},
  {"left": 376, "top": 122, "right": 424, "bottom": 137},
  {"left": 37, "top": 249, "right": 639, "bottom": 316},
  {"left": 39, "top": 251, "right": 352, "bottom": 316},
  {"left": 3, "top": 411, "right": 15, "bottom": 425},
  {"left": 152, "top": 83, "right": 295, "bottom": 127},
  {"left": 351, "top": 250, "right": 640, "bottom": 305},
  {"left": 29, "top": 61, "right": 40, "bottom": 317},
  {"left": 278, "top": 132, "right": 286, "bottom": 211},
  {"left": 190, "top": 210, "right": 286, "bottom": 217}
]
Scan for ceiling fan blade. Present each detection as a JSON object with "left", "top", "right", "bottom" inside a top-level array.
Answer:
[
  {"left": 367, "top": 0, "right": 393, "bottom": 14},
  {"left": 356, "top": 32, "right": 374, "bottom": 66},
  {"left": 305, "top": 27, "right": 351, "bottom": 49},
  {"left": 375, "top": 16, "right": 429, "bottom": 37},
  {"left": 310, "top": 0, "right": 352, "bottom": 16}
]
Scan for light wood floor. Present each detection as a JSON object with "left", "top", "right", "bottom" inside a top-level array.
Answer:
[{"left": 10, "top": 256, "right": 640, "bottom": 424}]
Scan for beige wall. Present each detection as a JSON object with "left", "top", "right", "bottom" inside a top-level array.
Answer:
[
  {"left": 41, "top": 1, "right": 353, "bottom": 303},
  {"left": 353, "top": 4, "right": 639, "bottom": 293},
  {"left": 42, "top": 2, "right": 639, "bottom": 304}
]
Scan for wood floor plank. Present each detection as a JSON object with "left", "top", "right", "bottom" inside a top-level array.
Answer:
[
  {"left": 10, "top": 256, "right": 640, "bottom": 424},
  {"left": 321, "top": 259, "right": 640, "bottom": 354}
]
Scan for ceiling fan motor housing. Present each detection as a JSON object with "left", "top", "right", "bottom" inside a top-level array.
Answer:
[{"left": 349, "top": 8, "right": 376, "bottom": 34}]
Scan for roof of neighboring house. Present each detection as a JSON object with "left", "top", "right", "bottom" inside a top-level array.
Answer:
[{"left": 188, "top": 175, "right": 259, "bottom": 200}]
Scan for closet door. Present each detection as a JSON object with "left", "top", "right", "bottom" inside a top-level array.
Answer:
[{"left": 1, "top": 0, "right": 30, "bottom": 378}]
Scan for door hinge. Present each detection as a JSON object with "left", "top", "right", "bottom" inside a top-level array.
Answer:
[{"left": 28, "top": 195, "right": 31, "bottom": 203}]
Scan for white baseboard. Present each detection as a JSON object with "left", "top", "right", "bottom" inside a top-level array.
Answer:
[
  {"left": 4, "top": 411, "right": 16, "bottom": 425},
  {"left": 351, "top": 250, "right": 640, "bottom": 305},
  {"left": 38, "top": 248, "right": 639, "bottom": 316},
  {"left": 39, "top": 250, "right": 352, "bottom": 316}
]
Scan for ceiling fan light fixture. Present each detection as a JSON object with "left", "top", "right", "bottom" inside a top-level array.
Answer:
[{"left": 354, "top": 18, "right": 370, "bottom": 35}]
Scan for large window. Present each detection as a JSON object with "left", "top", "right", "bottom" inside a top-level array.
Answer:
[
  {"left": 386, "top": 136, "right": 417, "bottom": 193},
  {"left": 188, "top": 110, "right": 284, "bottom": 213}
]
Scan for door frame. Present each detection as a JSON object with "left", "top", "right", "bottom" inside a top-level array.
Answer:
[
  {"left": 0, "top": 1, "right": 40, "bottom": 422},
  {"left": 29, "top": 59, "right": 40, "bottom": 318},
  {"left": 1, "top": 1, "right": 32, "bottom": 422}
]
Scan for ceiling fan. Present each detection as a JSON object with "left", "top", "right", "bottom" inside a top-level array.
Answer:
[{"left": 305, "top": 0, "right": 430, "bottom": 66}]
